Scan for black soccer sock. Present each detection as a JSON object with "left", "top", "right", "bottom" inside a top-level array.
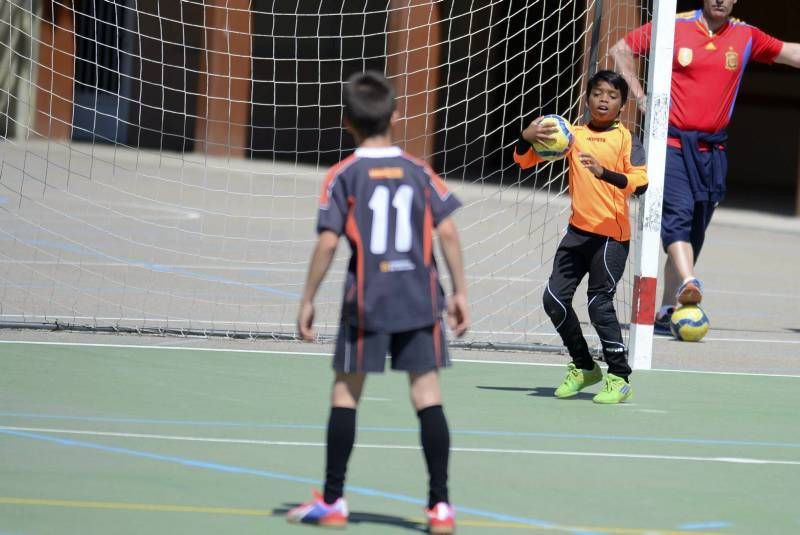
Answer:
[
  {"left": 323, "top": 407, "right": 356, "bottom": 505},
  {"left": 418, "top": 405, "right": 450, "bottom": 509}
]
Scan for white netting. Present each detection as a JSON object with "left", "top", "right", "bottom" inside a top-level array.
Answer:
[{"left": 0, "top": 0, "right": 652, "bottom": 350}]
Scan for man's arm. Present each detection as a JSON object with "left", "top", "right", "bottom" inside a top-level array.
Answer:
[
  {"left": 609, "top": 38, "right": 647, "bottom": 113},
  {"left": 437, "top": 217, "right": 469, "bottom": 338},
  {"left": 297, "top": 230, "right": 339, "bottom": 341},
  {"left": 775, "top": 42, "right": 800, "bottom": 68}
]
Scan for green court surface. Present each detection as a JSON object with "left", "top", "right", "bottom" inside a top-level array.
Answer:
[{"left": 1, "top": 341, "right": 799, "bottom": 534}]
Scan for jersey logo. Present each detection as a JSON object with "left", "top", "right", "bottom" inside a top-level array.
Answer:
[
  {"left": 677, "top": 47, "right": 693, "bottom": 67},
  {"left": 724, "top": 49, "right": 739, "bottom": 70},
  {"left": 380, "top": 259, "right": 416, "bottom": 272},
  {"left": 704, "top": 42, "right": 716, "bottom": 51},
  {"left": 369, "top": 167, "right": 404, "bottom": 179}
]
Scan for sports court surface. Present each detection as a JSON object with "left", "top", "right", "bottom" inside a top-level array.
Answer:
[{"left": 2, "top": 332, "right": 799, "bottom": 535}]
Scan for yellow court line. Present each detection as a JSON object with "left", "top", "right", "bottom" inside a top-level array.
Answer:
[
  {"left": 0, "top": 497, "right": 717, "bottom": 534},
  {"left": 0, "top": 497, "right": 272, "bottom": 516}
]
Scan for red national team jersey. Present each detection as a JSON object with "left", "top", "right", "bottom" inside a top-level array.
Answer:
[{"left": 625, "top": 9, "right": 783, "bottom": 139}]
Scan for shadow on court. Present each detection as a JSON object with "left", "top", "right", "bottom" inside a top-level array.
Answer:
[
  {"left": 277, "top": 505, "right": 427, "bottom": 532},
  {"left": 476, "top": 385, "right": 594, "bottom": 399}
]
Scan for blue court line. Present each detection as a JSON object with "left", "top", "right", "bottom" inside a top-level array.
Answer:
[
  {"left": 10, "top": 238, "right": 299, "bottom": 299},
  {"left": 0, "top": 428, "right": 568, "bottom": 532},
  {"left": 1, "top": 411, "right": 799, "bottom": 450},
  {"left": 678, "top": 522, "right": 732, "bottom": 531}
]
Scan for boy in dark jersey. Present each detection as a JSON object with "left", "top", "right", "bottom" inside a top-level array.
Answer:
[
  {"left": 514, "top": 70, "right": 648, "bottom": 404},
  {"left": 287, "top": 71, "right": 469, "bottom": 534}
]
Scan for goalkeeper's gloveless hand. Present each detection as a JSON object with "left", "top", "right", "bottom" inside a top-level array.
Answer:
[{"left": 521, "top": 117, "right": 560, "bottom": 145}]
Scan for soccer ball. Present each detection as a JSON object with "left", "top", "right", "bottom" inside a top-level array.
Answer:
[
  {"left": 531, "top": 114, "right": 574, "bottom": 161},
  {"left": 670, "top": 305, "right": 710, "bottom": 342}
]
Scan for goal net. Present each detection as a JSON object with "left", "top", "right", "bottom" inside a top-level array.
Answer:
[{"left": 0, "top": 0, "right": 657, "bottom": 352}]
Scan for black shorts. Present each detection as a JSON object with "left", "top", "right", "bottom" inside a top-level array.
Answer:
[{"left": 333, "top": 320, "right": 450, "bottom": 373}]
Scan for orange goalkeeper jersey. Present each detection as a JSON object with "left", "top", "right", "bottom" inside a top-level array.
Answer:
[{"left": 513, "top": 121, "right": 648, "bottom": 241}]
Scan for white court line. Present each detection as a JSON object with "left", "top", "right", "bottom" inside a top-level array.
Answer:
[
  {"left": 0, "top": 339, "right": 327, "bottom": 357},
  {"left": 0, "top": 260, "right": 542, "bottom": 283},
  {"left": 2, "top": 425, "right": 798, "bottom": 467},
  {"left": 690, "top": 336, "right": 800, "bottom": 345},
  {"left": 454, "top": 358, "right": 564, "bottom": 368},
  {"left": 0, "top": 261, "right": 320, "bottom": 272},
  {"left": 708, "top": 288, "right": 800, "bottom": 299},
  {"left": 1, "top": 340, "right": 800, "bottom": 378},
  {"left": 1, "top": 257, "right": 793, "bottom": 295},
  {"left": 452, "top": 358, "right": 800, "bottom": 378}
]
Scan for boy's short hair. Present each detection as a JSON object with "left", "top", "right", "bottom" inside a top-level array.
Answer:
[
  {"left": 586, "top": 70, "right": 629, "bottom": 103},
  {"left": 343, "top": 71, "right": 396, "bottom": 139}
]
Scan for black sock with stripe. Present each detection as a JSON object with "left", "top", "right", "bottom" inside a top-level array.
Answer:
[
  {"left": 323, "top": 407, "right": 356, "bottom": 505},
  {"left": 418, "top": 404, "right": 450, "bottom": 509}
]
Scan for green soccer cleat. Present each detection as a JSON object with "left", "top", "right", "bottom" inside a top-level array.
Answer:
[
  {"left": 592, "top": 373, "right": 632, "bottom": 404},
  {"left": 554, "top": 362, "right": 603, "bottom": 398}
]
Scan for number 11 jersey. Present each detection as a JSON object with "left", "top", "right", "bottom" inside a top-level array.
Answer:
[{"left": 317, "top": 146, "right": 462, "bottom": 333}]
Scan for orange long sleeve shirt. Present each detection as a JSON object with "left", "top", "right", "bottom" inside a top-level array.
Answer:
[{"left": 514, "top": 121, "right": 648, "bottom": 241}]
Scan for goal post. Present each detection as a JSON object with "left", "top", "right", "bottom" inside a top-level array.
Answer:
[{"left": 628, "top": 0, "right": 676, "bottom": 370}]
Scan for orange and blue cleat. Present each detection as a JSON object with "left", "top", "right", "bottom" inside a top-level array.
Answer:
[
  {"left": 286, "top": 490, "right": 348, "bottom": 528},
  {"left": 425, "top": 502, "right": 456, "bottom": 534},
  {"left": 676, "top": 277, "right": 703, "bottom": 305}
]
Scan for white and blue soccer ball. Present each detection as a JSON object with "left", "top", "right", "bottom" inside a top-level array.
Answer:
[{"left": 531, "top": 114, "right": 574, "bottom": 161}]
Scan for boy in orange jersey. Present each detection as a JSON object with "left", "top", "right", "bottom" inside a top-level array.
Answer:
[{"left": 514, "top": 70, "right": 647, "bottom": 404}]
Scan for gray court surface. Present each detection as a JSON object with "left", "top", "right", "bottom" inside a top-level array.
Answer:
[{"left": 0, "top": 140, "right": 799, "bottom": 374}]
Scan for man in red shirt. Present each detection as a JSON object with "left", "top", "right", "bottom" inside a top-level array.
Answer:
[{"left": 610, "top": 0, "right": 800, "bottom": 334}]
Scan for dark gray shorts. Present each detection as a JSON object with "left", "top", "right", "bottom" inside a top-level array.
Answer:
[
  {"left": 661, "top": 146, "right": 717, "bottom": 258},
  {"left": 333, "top": 320, "right": 450, "bottom": 373}
]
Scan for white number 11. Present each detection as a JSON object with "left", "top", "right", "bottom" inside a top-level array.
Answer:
[{"left": 368, "top": 185, "right": 414, "bottom": 254}]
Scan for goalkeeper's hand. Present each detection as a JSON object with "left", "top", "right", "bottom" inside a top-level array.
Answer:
[{"left": 521, "top": 117, "right": 560, "bottom": 145}]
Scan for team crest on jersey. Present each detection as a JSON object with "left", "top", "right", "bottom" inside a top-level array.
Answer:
[
  {"left": 725, "top": 49, "right": 739, "bottom": 70},
  {"left": 677, "top": 47, "right": 693, "bottom": 67}
]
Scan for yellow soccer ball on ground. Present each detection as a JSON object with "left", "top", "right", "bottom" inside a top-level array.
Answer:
[
  {"left": 670, "top": 305, "right": 710, "bottom": 342},
  {"left": 531, "top": 114, "right": 575, "bottom": 161}
]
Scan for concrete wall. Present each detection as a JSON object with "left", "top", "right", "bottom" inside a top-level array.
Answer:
[{"left": 29, "top": 0, "right": 799, "bottom": 213}]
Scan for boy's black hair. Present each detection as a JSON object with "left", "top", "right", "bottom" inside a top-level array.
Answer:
[
  {"left": 343, "top": 71, "right": 395, "bottom": 139},
  {"left": 586, "top": 70, "right": 629, "bottom": 103}
]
